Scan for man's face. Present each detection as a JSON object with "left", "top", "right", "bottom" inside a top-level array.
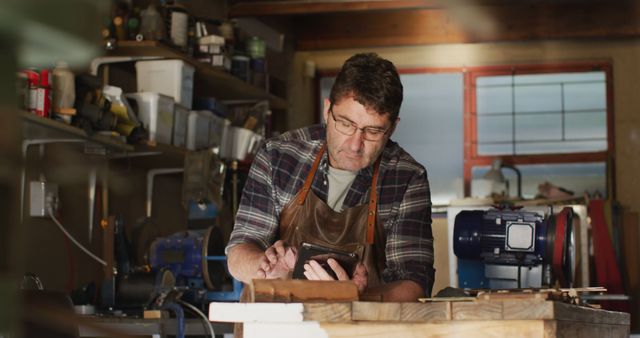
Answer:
[{"left": 323, "top": 96, "right": 398, "bottom": 171}]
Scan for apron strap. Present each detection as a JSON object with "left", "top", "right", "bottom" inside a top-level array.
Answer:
[
  {"left": 366, "top": 157, "right": 381, "bottom": 244},
  {"left": 296, "top": 144, "right": 326, "bottom": 205},
  {"left": 295, "top": 142, "right": 381, "bottom": 245}
]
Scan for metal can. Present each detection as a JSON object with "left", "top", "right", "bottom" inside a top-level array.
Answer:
[
  {"left": 36, "top": 69, "right": 51, "bottom": 117},
  {"left": 23, "top": 69, "right": 39, "bottom": 114}
]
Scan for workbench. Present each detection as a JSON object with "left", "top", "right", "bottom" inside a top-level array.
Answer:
[
  {"left": 209, "top": 299, "right": 630, "bottom": 338},
  {"left": 78, "top": 316, "right": 233, "bottom": 337}
]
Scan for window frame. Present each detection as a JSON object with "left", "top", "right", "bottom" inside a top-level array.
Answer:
[{"left": 463, "top": 61, "right": 615, "bottom": 197}]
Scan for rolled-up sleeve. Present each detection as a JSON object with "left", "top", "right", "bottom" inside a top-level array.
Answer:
[{"left": 225, "top": 144, "right": 279, "bottom": 254}]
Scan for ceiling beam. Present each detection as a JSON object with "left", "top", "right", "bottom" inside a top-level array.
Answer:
[
  {"left": 294, "top": 2, "right": 640, "bottom": 50},
  {"left": 228, "top": 1, "right": 442, "bottom": 17}
]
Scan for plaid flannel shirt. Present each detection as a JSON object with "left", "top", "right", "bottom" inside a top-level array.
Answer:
[{"left": 226, "top": 124, "right": 435, "bottom": 295}]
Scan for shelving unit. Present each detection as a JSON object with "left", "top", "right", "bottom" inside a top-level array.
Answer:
[
  {"left": 107, "top": 40, "right": 288, "bottom": 109},
  {"left": 21, "top": 112, "right": 187, "bottom": 168},
  {"left": 21, "top": 112, "right": 133, "bottom": 152}
]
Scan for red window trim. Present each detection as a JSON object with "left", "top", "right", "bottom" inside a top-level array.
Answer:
[{"left": 463, "top": 61, "right": 615, "bottom": 197}]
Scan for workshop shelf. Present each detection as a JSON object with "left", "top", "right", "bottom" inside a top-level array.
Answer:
[{"left": 107, "top": 41, "right": 288, "bottom": 110}]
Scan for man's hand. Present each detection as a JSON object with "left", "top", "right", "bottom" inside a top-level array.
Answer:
[
  {"left": 258, "top": 240, "right": 297, "bottom": 279},
  {"left": 304, "top": 259, "right": 368, "bottom": 294}
]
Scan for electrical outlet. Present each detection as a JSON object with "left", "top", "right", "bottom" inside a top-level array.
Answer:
[{"left": 29, "top": 181, "right": 58, "bottom": 217}]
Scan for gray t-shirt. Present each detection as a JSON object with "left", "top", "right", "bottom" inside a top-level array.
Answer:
[{"left": 326, "top": 166, "right": 357, "bottom": 211}]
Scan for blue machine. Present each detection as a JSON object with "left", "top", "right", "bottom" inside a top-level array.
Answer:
[
  {"left": 453, "top": 207, "right": 575, "bottom": 289},
  {"left": 147, "top": 226, "right": 242, "bottom": 302}
]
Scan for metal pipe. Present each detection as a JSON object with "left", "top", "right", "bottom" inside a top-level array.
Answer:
[
  {"left": 146, "top": 168, "right": 183, "bottom": 218},
  {"left": 501, "top": 164, "right": 522, "bottom": 199}
]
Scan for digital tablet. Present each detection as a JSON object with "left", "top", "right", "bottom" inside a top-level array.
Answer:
[{"left": 292, "top": 242, "right": 359, "bottom": 280}]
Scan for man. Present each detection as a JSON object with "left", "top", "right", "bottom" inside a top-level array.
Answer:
[{"left": 226, "top": 53, "right": 434, "bottom": 301}]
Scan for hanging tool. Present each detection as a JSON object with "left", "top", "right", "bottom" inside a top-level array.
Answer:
[{"left": 88, "top": 168, "right": 97, "bottom": 243}]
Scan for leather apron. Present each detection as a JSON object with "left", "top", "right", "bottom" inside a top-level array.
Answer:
[{"left": 279, "top": 144, "right": 386, "bottom": 288}]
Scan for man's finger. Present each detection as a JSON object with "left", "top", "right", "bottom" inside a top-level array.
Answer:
[
  {"left": 259, "top": 258, "right": 271, "bottom": 272},
  {"left": 303, "top": 270, "right": 316, "bottom": 280},
  {"left": 326, "top": 258, "right": 349, "bottom": 280},
  {"left": 265, "top": 247, "right": 278, "bottom": 264},
  {"left": 353, "top": 263, "right": 368, "bottom": 276},
  {"left": 307, "top": 260, "right": 334, "bottom": 280},
  {"left": 303, "top": 264, "right": 319, "bottom": 280},
  {"left": 273, "top": 240, "right": 286, "bottom": 257},
  {"left": 352, "top": 263, "right": 368, "bottom": 293},
  {"left": 283, "top": 248, "right": 297, "bottom": 269}
]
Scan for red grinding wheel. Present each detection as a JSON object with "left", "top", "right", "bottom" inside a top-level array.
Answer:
[{"left": 551, "top": 207, "right": 574, "bottom": 287}]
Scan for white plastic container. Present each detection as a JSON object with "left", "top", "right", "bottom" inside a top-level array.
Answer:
[
  {"left": 219, "top": 126, "right": 263, "bottom": 161},
  {"left": 173, "top": 104, "right": 189, "bottom": 148},
  {"left": 52, "top": 61, "right": 75, "bottom": 113},
  {"left": 135, "top": 59, "right": 194, "bottom": 109},
  {"left": 126, "top": 92, "right": 175, "bottom": 144},
  {"left": 186, "top": 110, "right": 210, "bottom": 150},
  {"left": 207, "top": 111, "right": 230, "bottom": 149}
]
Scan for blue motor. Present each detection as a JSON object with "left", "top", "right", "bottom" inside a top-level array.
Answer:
[
  {"left": 454, "top": 209, "right": 547, "bottom": 266},
  {"left": 147, "top": 226, "right": 226, "bottom": 290},
  {"left": 453, "top": 207, "right": 574, "bottom": 288}
]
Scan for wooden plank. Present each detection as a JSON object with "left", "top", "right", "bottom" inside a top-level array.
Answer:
[
  {"left": 303, "top": 303, "right": 352, "bottom": 322},
  {"left": 352, "top": 302, "right": 402, "bottom": 321},
  {"left": 295, "top": 9, "right": 466, "bottom": 50},
  {"left": 294, "top": 2, "right": 640, "bottom": 50},
  {"left": 353, "top": 302, "right": 454, "bottom": 322},
  {"left": 400, "top": 302, "right": 450, "bottom": 321},
  {"left": 209, "top": 302, "right": 352, "bottom": 323},
  {"left": 432, "top": 216, "right": 450, "bottom": 294},
  {"left": 209, "top": 302, "right": 305, "bottom": 322},
  {"left": 550, "top": 319, "right": 630, "bottom": 338},
  {"left": 244, "top": 320, "right": 629, "bottom": 338},
  {"left": 229, "top": 0, "right": 441, "bottom": 16},
  {"left": 143, "top": 310, "right": 168, "bottom": 319},
  {"left": 250, "top": 279, "right": 358, "bottom": 302},
  {"left": 319, "top": 321, "right": 547, "bottom": 338},
  {"left": 21, "top": 112, "right": 133, "bottom": 152},
  {"left": 552, "top": 301, "right": 630, "bottom": 326},
  {"left": 452, "top": 301, "right": 502, "bottom": 320},
  {"left": 503, "top": 299, "right": 554, "bottom": 320}
]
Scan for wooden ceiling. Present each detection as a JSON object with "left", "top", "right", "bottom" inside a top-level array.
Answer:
[{"left": 228, "top": 0, "right": 640, "bottom": 50}]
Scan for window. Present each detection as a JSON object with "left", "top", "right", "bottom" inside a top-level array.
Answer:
[
  {"left": 317, "top": 61, "right": 613, "bottom": 204},
  {"left": 464, "top": 63, "right": 613, "bottom": 198}
]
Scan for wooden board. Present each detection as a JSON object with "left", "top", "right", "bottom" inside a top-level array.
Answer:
[
  {"left": 209, "top": 302, "right": 352, "bottom": 323},
  {"left": 244, "top": 321, "right": 548, "bottom": 338},
  {"left": 212, "top": 301, "right": 629, "bottom": 326},
  {"left": 551, "top": 301, "right": 630, "bottom": 326},
  {"left": 352, "top": 302, "right": 402, "bottom": 321},
  {"left": 218, "top": 300, "right": 630, "bottom": 338},
  {"left": 250, "top": 279, "right": 358, "bottom": 302},
  {"left": 549, "top": 320, "right": 630, "bottom": 338},
  {"left": 243, "top": 319, "right": 629, "bottom": 338},
  {"left": 452, "top": 300, "right": 502, "bottom": 320},
  {"left": 303, "top": 303, "right": 352, "bottom": 323},
  {"left": 431, "top": 216, "right": 450, "bottom": 295}
]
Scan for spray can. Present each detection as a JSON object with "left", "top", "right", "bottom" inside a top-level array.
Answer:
[
  {"left": 24, "top": 69, "right": 40, "bottom": 114},
  {"left": 36, "top": 69, "right": 51, "bottom": 117},
  {"left": 165, "top": 0, "right": 188, "bottom": 49}
]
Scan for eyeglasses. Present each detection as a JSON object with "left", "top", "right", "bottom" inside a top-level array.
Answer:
[{"left": 329, "top": 107, "right": 392, "bottom": 142}]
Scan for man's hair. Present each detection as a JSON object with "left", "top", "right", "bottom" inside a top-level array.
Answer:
[{"left": 329, "top": 53, "right": 403, "bottom": 121}]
